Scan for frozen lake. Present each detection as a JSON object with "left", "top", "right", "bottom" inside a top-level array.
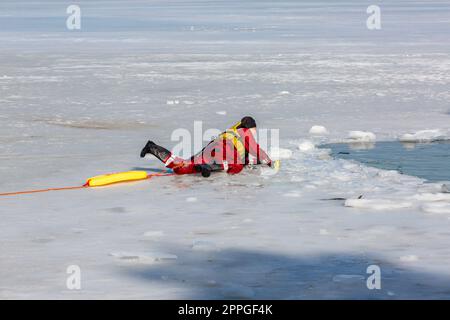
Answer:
[{"left": 1, "top": 0, "right": 450, "bottom": 299}]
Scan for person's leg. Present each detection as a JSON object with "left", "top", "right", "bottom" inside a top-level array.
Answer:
[
  {"left": 140, "top": 140, "right": 192, "bottom": 174},
  {"left": 140, "top": 141, "right": 171, "bottom": 162},
  {"left": 172, "top": 161, "right": 197, "bottom": 174},
  {"left": 226, "top": 163, "right": 244, "bottom": 174},
  {"left": 194, "top": 164, "right": 212, "bottom": 177}
]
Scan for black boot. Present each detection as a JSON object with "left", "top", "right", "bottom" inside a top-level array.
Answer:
[
  {"left": 140, "top": 140, "right": 171, "bottom": 163},
  {"left": 194, "top": 164, "right": 212, "bottom": 178}
]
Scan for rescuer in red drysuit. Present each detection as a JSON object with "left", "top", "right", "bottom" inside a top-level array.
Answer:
[{"left": 140, "top": 116, "right": 272, "bottom": 177}]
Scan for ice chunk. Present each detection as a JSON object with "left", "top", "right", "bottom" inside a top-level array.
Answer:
[
  {"left": 186, "top": 197, "right": 198, "bottom": 202},
  {"left": 269, "top": 147, "right": 292, "bottom": 159},
  {"left": 298, "top": 141, "right": 315, "bottom": 152},
  {"left": 399, "top": 129, "right": 446, "bottom": 142},
  {"left": 345, "top": 199, "right": 412, "bottom": 210},
  {"left": 442, "top": 184, "right": 450, "bottom": 193},
  {"left": 309, "top": 125, "right": 329, "bottom": 136},
  {"left": 166, "top": 99, "right": 180, "bottom": 105},
  {"left": 348, "top": 131, "right": 376, "bottom": 142},
  {"left": 216, "top": 111, "right": 227, "bottom": 115}
]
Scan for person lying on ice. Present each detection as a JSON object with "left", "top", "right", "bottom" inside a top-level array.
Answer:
[{"left": 140, "top": 116, "right": 273, "bottom": 177}]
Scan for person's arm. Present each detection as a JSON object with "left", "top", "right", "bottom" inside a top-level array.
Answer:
[{"left": 240, "top": 128, "right": 272, "bottom": 166}]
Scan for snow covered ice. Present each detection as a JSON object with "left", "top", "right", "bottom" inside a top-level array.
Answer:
[{"left": 1, "top": 0, "right": 450, "bottom": 299}]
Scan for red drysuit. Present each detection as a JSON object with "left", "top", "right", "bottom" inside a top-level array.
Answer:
[{"left": 162, "top": 128, "right": 272, "bottom": 175}]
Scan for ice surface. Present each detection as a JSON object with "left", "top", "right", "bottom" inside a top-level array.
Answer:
[
  {"left": 422, "top": 203, "right": 450, "bottom": 215},
  {"left": 110, "top": 251, "right": 178, "bottom": 264},
  {"left": 1, "top": 0, "right": 450, "bottom": 299},
  {"left": 399, "top": 255, "right": 419, "bottom": 263},
  {"left": 269, "top": 147, "right": 292, "bottom": 160},
  {"left": 345, "top": 199, "right": 413, "bottom": 210}
]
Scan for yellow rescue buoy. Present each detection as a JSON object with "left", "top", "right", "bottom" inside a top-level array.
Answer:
[{"left": 85, "top": 171, "right": 149, "bottom": 187}]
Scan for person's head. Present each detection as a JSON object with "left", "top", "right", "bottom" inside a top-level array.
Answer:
[{"left": 238, "top": 116, "right": 257, "bottom": 134}]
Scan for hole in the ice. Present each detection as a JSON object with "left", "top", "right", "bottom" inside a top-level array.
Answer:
[{"left": 321, "top": 141, "right": 450, "bottom": 183}]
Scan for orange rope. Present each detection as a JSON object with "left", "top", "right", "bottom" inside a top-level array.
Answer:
[
  {"left": 0, "top": 171, "right": 176, "bottom": 198},
  {"left": 0, "top": 184, "right": 88, "bottom": 197}
]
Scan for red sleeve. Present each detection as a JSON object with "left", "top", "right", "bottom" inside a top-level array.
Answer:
[{"left": 239, "top": 128, "right": 272, "bottom": 165}]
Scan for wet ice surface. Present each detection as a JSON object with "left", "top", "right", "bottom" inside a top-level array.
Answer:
[
  {"left": 1, "top": 0, "right": 450, "bottom": 299},
  {"left": 323, "top": 141, "right": 450, "bottom": 183}
]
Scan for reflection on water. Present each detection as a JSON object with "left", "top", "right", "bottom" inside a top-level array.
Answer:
[
  {"left": 348, "top": 142, "right": 376, "bottom": 150},
  {"left": 322, "top": 141, "right": 450, "bottom": 182},
  {"left": 401, "top": 142, "right": 419, "bottom": 150}
]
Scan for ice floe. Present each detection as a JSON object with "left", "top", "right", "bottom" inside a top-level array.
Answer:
[{"left": 399, "top": 129, "right": 448, "bottom": 142}]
